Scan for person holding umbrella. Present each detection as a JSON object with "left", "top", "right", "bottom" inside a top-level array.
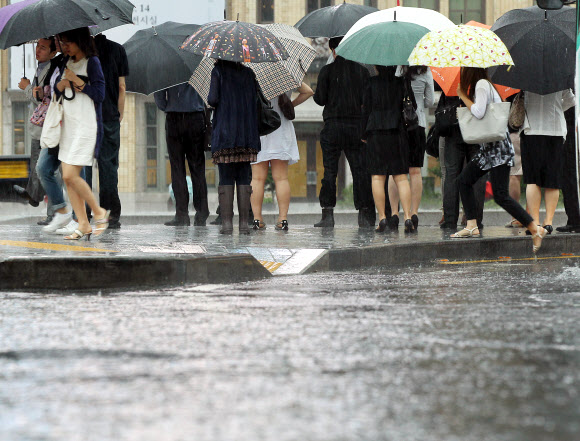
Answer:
[
  {"left": 520, "top": 88, "right": 575, "bottom": 234},
  {"left": 53, "top": 27, "right": 109, "bottom": 240},
  {"left": 453, "top": 67, "right": 547, "bottom": 252},
  {"left": 313, "top": 36, "right": 375, "bottom": 229},
  {"left": 181, "top": 20, "right": 289, "bottom": 235}
]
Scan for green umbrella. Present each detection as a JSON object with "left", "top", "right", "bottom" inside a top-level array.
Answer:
[{"left": 335, "top": 21, "right": 429, "bottom": 66}]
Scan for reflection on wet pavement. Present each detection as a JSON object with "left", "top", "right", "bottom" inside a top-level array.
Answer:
[{"left": 1, "top": 260, "right": 579, "bottom": 440}]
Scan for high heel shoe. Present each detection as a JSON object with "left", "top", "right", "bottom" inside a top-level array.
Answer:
[
  {"left": 64, "top": 229, "right": 92, "bottom": 241},
  {"left": 275, "top": 220, "right": 289, "bottom": 231},
  {"left": 533, "top": 226, "right": 547, "bottom": 253},
  {"left": 253, "top": 219, "right": 266, "bottom": 230},
  {"left": 411, "top": 214, "right": 419, "bottom": 231},
  {"left": 542, "top": 225, "right": 553, "bottom": 234},
  {"left": 388, "top": 215, "right": 399, "bottom": 231},
  {"left": 93, "top": 209, "right": 110, "bottom": 237},
  {"left": 375, "top": 218, "right": 387, "bottom": 233},
  {"left": 404, "top": 219, "right": 414, "bottom": 233}
]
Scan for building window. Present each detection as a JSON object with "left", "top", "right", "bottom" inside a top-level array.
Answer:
[
  {"left": 364, "top": 0, "right": 378, "bottom": 7},
  {"left": 12, "top": 102, "right": 27, "bottom": 155},
  {"left": 258, "top": 0, "right": 274, "bottom": 23},
  {"left": 307, "top": 0, "right": 333, "bottom": 14},
  {"left": 449, "top": 0, "right": 484, "bottom": 24},
  {"left": 145, "top": 103, "right": 158, "bottom": 189},
  {"left": 403, "top": 0, "right": 439, "bottom": 10}
]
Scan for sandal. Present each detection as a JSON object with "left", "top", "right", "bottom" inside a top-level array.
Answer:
[
  {"left": 64, "top": 229, "right": 92, "bottom": 241},
  {"left": 252, "top": 219, "right": 266, "bottom": 230},
  {"left": 533, "top": 226, "right": 547, "bottom": 254},
  {"left": 93, "top": 209, "right": 110, "bottom": 237},
  {"left": 505, "top": 219, "right": 524, "bottom": 228},
  {"left": 450, "top": 227, "right": 480, "bottom": 238},
  {"left": 275, "top": 220, "right": 289, "bottom": 231}
]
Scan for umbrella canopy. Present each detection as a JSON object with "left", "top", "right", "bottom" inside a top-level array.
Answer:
[
  {"left": 294, "top": 1, "right": 378, "bottom": 38},
  {"left": 430, "top": 21, "right": 519, "bottom": 100},
  {"left": 335, "top": 21, "right": 429, "bottom": 67},
  {"left": 190, "top": 23, "right": 316, "bottom": 105},
  {"left": 342, "top": 6, "right": 454, "bottom": 43},
  {"left": 123, "top": 22, "right": 202, "bottom": 95},
  {"left": 0, "top": 0, "right": 134, "bottom": 49},
  {"left": 180, "top": 20, "right": 288, "bottom": 63},
  {"left": 408, "top": 25, "right": 514, "bottom": 68},
  {"left": 488, "top": 6, "right": 576, "bottom": 95}
]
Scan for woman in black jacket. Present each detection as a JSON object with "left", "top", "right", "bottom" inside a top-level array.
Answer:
[
  {"left": 208, "top": 60, "right": 261, "bottom": 235},
  {"left": 362, "top": 66, "right": 413, "bottom": 233}
]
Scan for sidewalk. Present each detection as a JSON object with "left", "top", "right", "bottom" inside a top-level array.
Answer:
[{"left": 1, "top": 207, "right": 578, "bottom": 291}]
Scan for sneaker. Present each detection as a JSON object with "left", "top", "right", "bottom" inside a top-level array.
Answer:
[
  {"left": 37, "top": 215, "right": 53, "bottom": 226},
  {"left": 42, "top": 211, "right": 72, "bottom": 233},
  {"left": 55, "top": 219, "right": 79, "bottom": 235}
]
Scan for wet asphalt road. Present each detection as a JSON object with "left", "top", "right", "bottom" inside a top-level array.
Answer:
[{"left": 1, "top": 260, "right": 579, "bottom": 441}]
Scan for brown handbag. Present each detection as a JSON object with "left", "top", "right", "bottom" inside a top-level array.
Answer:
[
  {"left": 278, "top": 93, "right": 295, "bottom": 121},
  {"left": 508, "top": 91, "right": 526, "bottom": 130}
]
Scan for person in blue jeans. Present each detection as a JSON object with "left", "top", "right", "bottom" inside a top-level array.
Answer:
[{"left": 36, "top": 148, "right": 70, "bottom": 232}]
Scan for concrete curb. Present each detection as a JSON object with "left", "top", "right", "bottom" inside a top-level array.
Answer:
[
  {"left": 306, "top": 234, "right": 580, "bottom": 273},
  {"left": 0, "top": 254, "right": 272, "bottom": 291}
]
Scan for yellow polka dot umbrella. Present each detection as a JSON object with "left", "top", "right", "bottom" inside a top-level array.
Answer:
[{"left": 408, "top": 25, "right": 514, "bottom": 68}]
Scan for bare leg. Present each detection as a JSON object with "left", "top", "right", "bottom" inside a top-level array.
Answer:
[
  {"left": 250, "top": 162, "right": 268, "bottom": 223},
  {"left": 271, "top": 160, "right": 290, "bottom": 222},
  {"left": 372, "top": 175, "right": 387, "bottom": 221},
  {"left": 62, "top": 164, "right": 106, "bottom": 220},
  {"left": 543, "top": 188, "right": 560, "bottom": 226},
  {"left": 526, "top": 184, "right": 542, "bottom": 225},
  {"left": 393, "top": 174, "right": 412, "bottom": 220},
  {"left": 409, "top": 167, "right": 422, "bottom": 216},
  {"left": 388, "top": 176, "right": 399, "bottom": 218}
]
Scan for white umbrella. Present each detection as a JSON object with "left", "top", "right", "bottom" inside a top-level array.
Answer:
[
  {"left": 190, "top": 23, "right": 316, "bottom": 104},
  {"left": 342, "top": 6, "right": 454, "bottom": 43}
]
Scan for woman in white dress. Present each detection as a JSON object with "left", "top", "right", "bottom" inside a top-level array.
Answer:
[
  {"left": 55, "top": 28, "right": 109, "bottom": 240},
  {"left": 250, "top": 82, "right": 313, "bottom": 231}
]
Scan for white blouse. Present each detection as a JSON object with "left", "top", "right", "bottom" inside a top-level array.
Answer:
[
  {"left": 523, "top": 90, "right": 575, "bottom": 138},
  {"left": 470, "top": 80, "right": 501, "bottom": 120}
]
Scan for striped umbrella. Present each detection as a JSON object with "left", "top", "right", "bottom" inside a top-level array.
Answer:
[{"left": 190, "top": 23, "right": 316, "bottom": 104}]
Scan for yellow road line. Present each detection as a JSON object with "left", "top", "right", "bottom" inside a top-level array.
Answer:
[
  {"left": 258, "top": 260, "right": 284, "bottom": 273},
  {"left": 440, "top": 255, "right": 580, "bottom": 265},
  {"left": 0, "top": 240, "right": 117, "bottom": 253}
]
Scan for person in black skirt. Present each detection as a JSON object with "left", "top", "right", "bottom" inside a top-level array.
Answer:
[
  {"left": 520, "top": 89, "right": 575, "bottom": 234},
  {"left": 361, "top": 65, "right": 414, "bottom": 233}
]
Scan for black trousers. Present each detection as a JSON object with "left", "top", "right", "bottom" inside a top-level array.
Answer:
[
  {"left": 86, "top": 121, "right": 122, "bottom": 222},
  {"left": 443, "top": 132, "right": 486, "bottom": 225},
  {"left": 561, "top": 123, "right": 580, "bottom": 225},
  {"left": 319, "top": 121, "right": 374, "bottom": 211},
  {"left": 459, "top": 162, "right": 533, "bottom": 227},
  {"left": 166, "top": 112, "right": 208, "bottom": 218}
]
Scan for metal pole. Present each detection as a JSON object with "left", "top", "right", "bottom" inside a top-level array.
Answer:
[
  {"left": 575, "top": 3, "right": 580, "bottom": 215},
  {"left": 22, "top": 44, "right": 26, "bottom": 79}
]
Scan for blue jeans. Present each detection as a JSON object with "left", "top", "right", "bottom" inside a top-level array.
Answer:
[{"left": 36, "top": 148, "right": 66, "bottom": 212}]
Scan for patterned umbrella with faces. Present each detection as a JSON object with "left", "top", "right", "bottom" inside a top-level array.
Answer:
[{"left": 189, "top": 23, "right": 316, "bottom": 104}]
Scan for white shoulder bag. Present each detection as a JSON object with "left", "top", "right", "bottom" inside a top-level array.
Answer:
[
  {"left": 457, "top": 82, "right": 510, "bottom": 144},
  {"left": 40, "top": 94, "right": 63, "bottom": 149}
]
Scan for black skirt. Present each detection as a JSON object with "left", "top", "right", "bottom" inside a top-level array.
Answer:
[
  {"left": 520, "top": 134, "right": 564, "bottom": 189},
  {"left": 408, "top": 126, "right": 427, "bottom": 168},
  {"left": 366, "top": 128, "right": 409, "bottom": 176}
]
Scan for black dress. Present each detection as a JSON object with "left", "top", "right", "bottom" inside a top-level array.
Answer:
[{"left": 361, "top": 70, "right": 409, "bottom": 176}]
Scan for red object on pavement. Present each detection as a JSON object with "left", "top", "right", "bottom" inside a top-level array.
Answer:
[{"left": 430, "top": 21, "right": 519, "bottom": 101}]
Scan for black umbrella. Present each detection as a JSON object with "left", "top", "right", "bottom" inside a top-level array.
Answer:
[
  {"left": 123, "top": 22, "right": 202, "bottom": 95},
  {"left": 0, "top": 0, "right": 134, "bottom": 49},
  {"left": 489, "top": 6, "right": 576, "bottom": 95},
  {"left": 180, "top": 20, "right": 288, "bottom": 63},
  {"left": 294, "top": 1, "right": 378, "bottom": 38}
]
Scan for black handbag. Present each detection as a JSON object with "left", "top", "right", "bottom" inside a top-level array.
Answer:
[
  {"left": 435, "top": 94, "right": 460, "bottom": 137},
  {"left": 402, "top": 78, "right": 419, "bottom": 132},
  {"left": 256, "top": 82, "right": 281, "bottom": 136},
  {"left": 425, "top": 124, "right": 440, "bottom": 158}
]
